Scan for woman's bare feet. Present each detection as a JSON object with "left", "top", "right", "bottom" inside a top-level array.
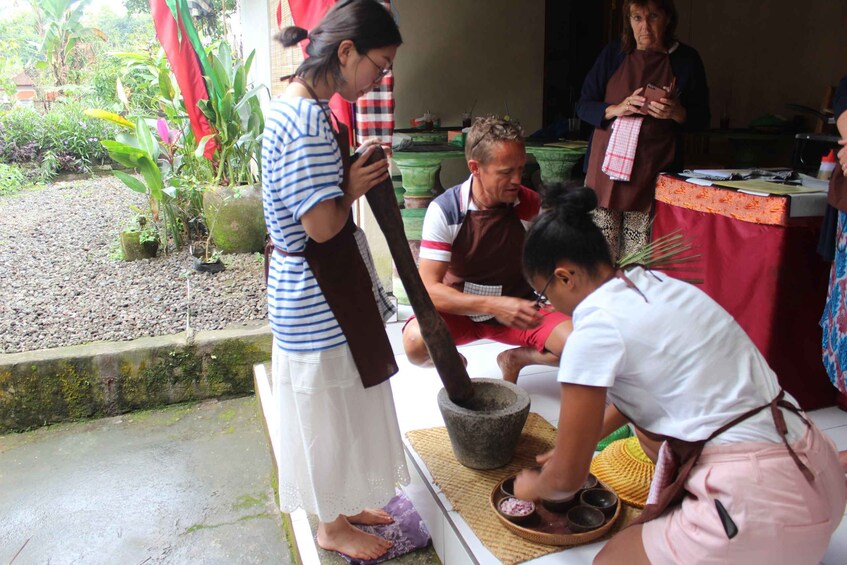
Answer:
[
  {"left": 346, "top": 507, "right": 393, "bottom": 526},
  {"left": 317, "top": 516, "right": 393, "bottom": 560}
]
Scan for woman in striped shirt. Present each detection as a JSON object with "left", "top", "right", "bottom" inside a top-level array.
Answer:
[{"left": 262, "top": 1, "right": 406, "bottom": 560}]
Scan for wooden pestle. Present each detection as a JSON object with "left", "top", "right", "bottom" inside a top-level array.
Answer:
[{"left": 363, "top": 146, "right": 474, "bottom": 404}]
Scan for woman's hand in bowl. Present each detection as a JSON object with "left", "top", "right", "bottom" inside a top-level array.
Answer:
[{"left": 513, "top": 467, "right": 543, "bottom": 501}]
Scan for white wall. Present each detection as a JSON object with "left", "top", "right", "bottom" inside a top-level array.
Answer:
[
  {"left": 675, "top": 0, "right": 847, "bottom": 129},
  {"left": 240, "top": 0, "right": 273, "bottom": 116},
  {"left": 392, "top": 0, "right": 546, "bottom": 187}
]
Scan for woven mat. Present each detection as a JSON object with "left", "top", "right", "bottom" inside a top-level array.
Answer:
[{"left": 405, "top": 413, "right": 641, "bottom": 565}]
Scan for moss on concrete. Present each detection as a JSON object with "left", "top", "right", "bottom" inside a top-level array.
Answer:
[{"left": 0, "top": 329, "right": 272, "bottom": 433}]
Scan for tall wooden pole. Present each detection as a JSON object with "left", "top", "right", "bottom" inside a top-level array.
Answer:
[{"left": 364, "top": 148, "right": 474, "bottom": 404}]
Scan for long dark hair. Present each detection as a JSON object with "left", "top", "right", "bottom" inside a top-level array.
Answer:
[
  {"left": 620, "top": 0, "right": 678, "bottom": 53},
  {"left": 523, "top": 186, "right": 612, "bottom": 279},
  {"left": 278, "top": 0, "right": 402, "bottom": 85}
]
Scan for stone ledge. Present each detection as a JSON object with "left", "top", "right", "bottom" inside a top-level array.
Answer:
[{"left": 0, "top": 322, "right": 273, "bottom": 433}]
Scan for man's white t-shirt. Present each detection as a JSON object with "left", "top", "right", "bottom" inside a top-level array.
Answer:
[{"left": 558, "top": 267, "right": 805, "bottom": 445}]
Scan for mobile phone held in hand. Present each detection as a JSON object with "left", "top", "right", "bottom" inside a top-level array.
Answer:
[{"left": 636, "top": 83, "right": 669, "bottom": 114}]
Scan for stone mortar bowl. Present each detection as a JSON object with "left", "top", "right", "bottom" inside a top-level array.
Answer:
[{"left": 437, "top": 378, "right": 531, "bottom": 470}]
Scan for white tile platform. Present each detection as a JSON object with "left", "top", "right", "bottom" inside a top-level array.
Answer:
[{"left": 256, "top": 319, "right": 847, "bottom": 564}]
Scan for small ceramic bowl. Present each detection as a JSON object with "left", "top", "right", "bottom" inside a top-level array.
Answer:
[
  {"left": 566, "top": 505, "right": 605, "bottom": 533},
  {"left": 582, "top": 473, "right": 598, "bottom": 490},
  {"left": 541, "top": 492, "right": 578, "bottom": 514},
  {"left": 498, "top": 497, "right": 537, "bottom": 526},
  {"left": 580, "top": 488, "right": 618, "bottom": 519},
  {"left": 500, "top": 477, "right": 515, "bottom": 498}
]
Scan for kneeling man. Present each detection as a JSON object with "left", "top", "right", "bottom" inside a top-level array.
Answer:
[{"left": 402, "top": 116, "right": 572, "bottom": 383}]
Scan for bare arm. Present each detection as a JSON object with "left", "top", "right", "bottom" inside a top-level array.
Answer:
[
  {"left": 600, "top": 403, "right": 628, "bottom": 439},
  {"left": 419, "top": 258, "right": 542, "bottom": 329},
  {"left": 837, "top": 112, "right": 847, "bottom": 172},
  {"left": 300, "top": 144, "right": 389, "bottom": 243},
  {"left": 514, "top": 383, "right": 607, "bottom": 500}
]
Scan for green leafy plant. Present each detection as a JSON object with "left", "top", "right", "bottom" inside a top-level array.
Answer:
[
  {"left": 0, "top": 103, "right": 114, "bottom": 173},
  {"left": 618, "top": 229, "right": 702, "bottom": 284},
  {"left": 196, "top": 43, "right": 265, "bottom": 187},
  {"left": 95, "top": 114, "right": 180, "bottom": 246},
  {"left": 38, "top": 150, "right": 60, "bottom": 184},
  {"left": 129, "top": 213, "right": 160, "bottom": 245},
  {"left": 0, "top": 163, "right": 28, "bottom": 196},
  {"left": 30, "top": 0, "right": 107, "bottom": 87}
]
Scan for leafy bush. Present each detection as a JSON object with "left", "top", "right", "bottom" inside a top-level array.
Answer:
[
  {"left": 0, "top": 163, "right": 28, "bottom": 195},
  {"left": 0, "top": 103, "right": 116, "bottom": 173}
]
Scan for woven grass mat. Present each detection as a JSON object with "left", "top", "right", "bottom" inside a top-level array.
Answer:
[{"left": 405, "top": 413, "right": 641, "bottom": 565}]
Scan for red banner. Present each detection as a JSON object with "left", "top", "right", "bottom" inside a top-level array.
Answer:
[{"left": 149, "top": 0, "right": 218, "bottom": 160}]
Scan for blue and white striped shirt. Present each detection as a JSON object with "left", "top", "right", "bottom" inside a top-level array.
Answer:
[{"left": 261, "top": 96, "right": 346, "bottom": 352}]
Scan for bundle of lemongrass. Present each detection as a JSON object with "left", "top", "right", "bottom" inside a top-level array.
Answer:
[{"left": 617, "top": 229, "right": 702, "bottom": 284}]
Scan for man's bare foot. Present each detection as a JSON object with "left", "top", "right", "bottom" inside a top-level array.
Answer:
[
  {"left": 317, "top": 516, "right": 393, "bottom": 560},
  {"left": 497, "top": 347, "right": 533, "bottom": 384},
  {"left": 497, "top": 347, "right": 559, "bottom": 383},
  {"left": 346, "top": 508, "right": 393, "bottom": 526}
]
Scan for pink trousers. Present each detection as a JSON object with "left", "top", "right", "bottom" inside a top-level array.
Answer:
[{"left": 642, "top": 424, "right": 846, "bottom": 564}]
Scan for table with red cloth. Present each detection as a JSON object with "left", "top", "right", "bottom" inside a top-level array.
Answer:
[{"left": 652, "top": 174, "right": 834, "bottom": 410}]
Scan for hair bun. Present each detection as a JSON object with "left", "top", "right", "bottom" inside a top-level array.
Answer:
[
  {"left": 278, "top": 26, "right": 309, "bottom": 48},
  {"left": 543, "top": 185, "right": 598, "bottom": 225}
]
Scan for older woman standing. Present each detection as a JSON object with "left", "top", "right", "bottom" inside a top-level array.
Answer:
[{"left": 576, "top": 0, "right": 709, "bottom": 260}]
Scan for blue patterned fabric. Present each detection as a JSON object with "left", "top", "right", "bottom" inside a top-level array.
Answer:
[{"left": 821, "top": 210, "right": 847, "bottom": 393}]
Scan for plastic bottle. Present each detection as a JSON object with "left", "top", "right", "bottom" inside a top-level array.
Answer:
[{"left": 818, "top": 149, "right": 836, "bottom": 180}]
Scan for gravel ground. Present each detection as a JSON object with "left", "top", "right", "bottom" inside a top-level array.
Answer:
[{"left": 0, "top": 176, "right": 267, "bottom": 354}]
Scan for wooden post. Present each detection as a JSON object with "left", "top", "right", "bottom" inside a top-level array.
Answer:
[{"left": 364, "top": 147, "right": 474, "bottom": 404}]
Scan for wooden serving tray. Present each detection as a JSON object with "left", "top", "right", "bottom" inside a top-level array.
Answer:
[{"left": 489, "top": 475, "right": 621, "bottom": 546}]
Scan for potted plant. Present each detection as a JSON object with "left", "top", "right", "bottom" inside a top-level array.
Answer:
[
  {"left": 195, "top": 42, "right": 267, "bottom": 254},
  {"left": 120, "top": 213, "right": 160, "bottom": 261}
]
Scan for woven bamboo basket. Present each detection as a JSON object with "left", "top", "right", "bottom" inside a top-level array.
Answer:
[
  {"left": 596, "top": 424, "right": 633, "bottom": 451},
  {"left": 590, "top": 436, "right": 655, "bottom": 508}
]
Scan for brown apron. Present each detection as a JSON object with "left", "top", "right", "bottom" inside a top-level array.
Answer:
[
  {"left": 270, "top": 78, "right": 398, "bottom": 389},
  {"left": 608, "top": 270, "right": 816, "bottom": 528},
  {"left": 624, "top": 389, "right": 814, "bottom": 529},
  {"left": 442, "top": 182, "right": 533, "bottom": 303},
  {"left": 586, "top": 49, "right": 677, "bottom": 213}
]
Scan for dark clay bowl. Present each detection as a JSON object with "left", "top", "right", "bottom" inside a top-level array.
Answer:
[
  {"left": 582, "top": 473, "right": 598, "bottom": 490},
  {"left": 566, "top": 505, "right": 606, "bottom": 533},
  {"left": 500, "top": 477, "right": 515, "bottom": 498},
  {"left": 580, "top": 488, "right": 618, "bottom": 519},
  {"left": 498, "top": 497, "right": 537, "bottom": 526},
  {"left": 541, "top": 492, "right": 579, "bottom": 514}
]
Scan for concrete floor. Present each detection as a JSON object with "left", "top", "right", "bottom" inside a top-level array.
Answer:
[{"left": 0, "top": 396, "right": 292, "bottom": 565}]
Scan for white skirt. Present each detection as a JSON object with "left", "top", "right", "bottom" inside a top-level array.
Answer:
[{"left": 273, "top": 340, "right": 410, "bottom": 522}]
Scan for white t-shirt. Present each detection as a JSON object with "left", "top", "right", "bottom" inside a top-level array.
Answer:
[{"left": 558, "top": 267, "right": 805, "bottom": 445}]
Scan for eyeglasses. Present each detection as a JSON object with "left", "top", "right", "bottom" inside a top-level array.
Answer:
[
  {"left": 533, "top": 272, "right": 557, "bottom": 309},
  {"left": 364, "top": 53, "right": 392, "bottom": 84}
]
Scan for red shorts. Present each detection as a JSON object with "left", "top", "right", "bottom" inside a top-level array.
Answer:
[{"left": 404, "top": 309, "right": 570, "bottom": 353}]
